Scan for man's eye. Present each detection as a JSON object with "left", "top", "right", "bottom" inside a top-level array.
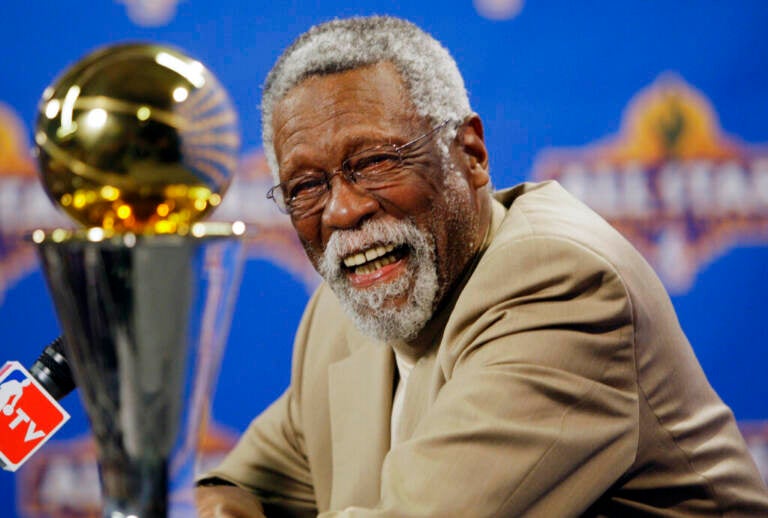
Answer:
[
  {"left": 351, "top": 153, "right": 400, "bottom": 173},
  {"left": 289, "top": 177, "right": 326, "bottom": 199}
]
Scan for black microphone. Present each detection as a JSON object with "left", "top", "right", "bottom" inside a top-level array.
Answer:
[{"left": 28, "top": 336, "right": 76, "bottom": 401}]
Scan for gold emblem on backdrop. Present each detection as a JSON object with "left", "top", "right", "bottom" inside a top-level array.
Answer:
[
  {"left": 532, "top": 74, "right": 768, "bottom": 292},
  {"left": 0, "top": 104, "right": 36, "bottom": 177},
  {"left": 0, "top": 103, "right": 66, "bottom": 304}
]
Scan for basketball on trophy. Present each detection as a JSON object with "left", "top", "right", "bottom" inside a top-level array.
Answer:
[{"left": 34, "top": 43, "right": 240, "bottom": 234}]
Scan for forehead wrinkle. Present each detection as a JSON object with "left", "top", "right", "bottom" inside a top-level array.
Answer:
[
  {"left": 277, "top": 63, "right": 419, "bottom": 129},
  {"left": 273, "top": 63, "right": 428, "bottom": 178},
  {"left": 274, "top": 98, "right": 373, "bottom": 159},
  {"left": 276, "top": 112, "right": 416, "bottom": 174}
]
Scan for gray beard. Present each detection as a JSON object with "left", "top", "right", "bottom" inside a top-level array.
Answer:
[{"left": 318, "top": 218, "right": 439, "bottom": 343}]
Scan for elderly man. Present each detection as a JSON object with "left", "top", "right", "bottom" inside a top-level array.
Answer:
[{"left": 197, "top": 16, "right": 768, "bottom": 517}]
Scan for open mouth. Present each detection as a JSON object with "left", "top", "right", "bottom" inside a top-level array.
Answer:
[{"left": 341, "top": 243, "right": 409, "bottom": 276}]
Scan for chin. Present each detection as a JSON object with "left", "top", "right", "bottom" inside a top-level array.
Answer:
[{"left": 336, "top": 265, "right": 438, "bottom": 342}]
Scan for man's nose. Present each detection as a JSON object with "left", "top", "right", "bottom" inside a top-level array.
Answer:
[{"left": 321, "top": 175, "right": 379, "bottom": 230}]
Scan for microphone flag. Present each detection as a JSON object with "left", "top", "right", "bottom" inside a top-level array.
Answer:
[{"left": 0, "top": 361, "right": 69, "bottom": 471}]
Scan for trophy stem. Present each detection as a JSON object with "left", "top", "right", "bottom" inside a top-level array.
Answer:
[
  {"left": 36, "top": 230, "right": 244, "bottom": 518},
  {"left": 101, "top": 459, "right": 169, "bottom": 517}
]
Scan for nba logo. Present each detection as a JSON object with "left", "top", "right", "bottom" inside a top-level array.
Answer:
[{"left": 0, "top": 361, "right": 69, "bottom": 471}]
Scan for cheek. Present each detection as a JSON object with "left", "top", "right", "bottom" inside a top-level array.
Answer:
[
  {"left": 292, "top": 217, "right": 324, "bottom": 259},
  {"left": 416, "top": 178, "right": 477, "bottom": 284},
  {"left": 375, "top": 171, "right": 444, "bottom": 217}
]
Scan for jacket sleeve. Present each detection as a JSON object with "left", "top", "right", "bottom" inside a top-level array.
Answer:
[
  {"left": 323, "top": 235, "right": 639, "bottom": 517},
  {"left": 201, "top": 290, "right": 325, "bottom": 517}
]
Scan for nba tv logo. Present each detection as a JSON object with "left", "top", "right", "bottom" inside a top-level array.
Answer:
[{"left": 0, "top": 362, "right": 69, "bottom": 471}]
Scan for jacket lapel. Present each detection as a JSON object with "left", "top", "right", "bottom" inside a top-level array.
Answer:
[{"left": 328, "top": 337, "right": 394, "bottom": 509}]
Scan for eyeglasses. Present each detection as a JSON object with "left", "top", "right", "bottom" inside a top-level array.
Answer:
[{"left": 266, "top": 119, "right": 455, "bottom": 218}]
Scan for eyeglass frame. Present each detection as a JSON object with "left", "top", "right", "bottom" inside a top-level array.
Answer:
[{"left": 266, "top": 118, "right": 456, "bottom": 218}]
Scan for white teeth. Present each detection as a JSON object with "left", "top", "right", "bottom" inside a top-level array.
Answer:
[
  {"left": 352, "top": 252, "right": 397, "bottom": 275},
  {"left": 344, "top": 252, "right": 367, "bottom": 267},
  {"left": 343, "top": 244, "right": 396, "bottom": 268}
]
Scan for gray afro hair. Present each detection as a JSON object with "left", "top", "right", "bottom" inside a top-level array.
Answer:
[{"left": 261, "top": 15, "right": 472, "bottom": 181}]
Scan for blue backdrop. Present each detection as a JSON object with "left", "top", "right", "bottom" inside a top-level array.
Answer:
[{"left": 1, "top": 1, "right": 767, "bottom": 515}]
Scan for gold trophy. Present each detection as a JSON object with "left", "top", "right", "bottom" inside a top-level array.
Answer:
[{"left": 31, "top": 43, "right": 244, "bottom": 517}]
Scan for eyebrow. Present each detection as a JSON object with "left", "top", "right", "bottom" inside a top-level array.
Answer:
[{"left": 339, "top": 130, "right": 403, "bottom": 151}]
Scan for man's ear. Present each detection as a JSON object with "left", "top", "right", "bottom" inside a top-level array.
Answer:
[{"left": 456, "top": 114, "right": 490, "bottom": 189}]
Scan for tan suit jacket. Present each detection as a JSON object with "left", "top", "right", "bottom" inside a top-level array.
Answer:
[{"left": 208, "top": 181, "right": 768, "bottom": 516}]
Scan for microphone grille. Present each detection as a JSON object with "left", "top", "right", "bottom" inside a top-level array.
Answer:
[{"left": 30, "top": 336, "right": 76, "bottom": 401}]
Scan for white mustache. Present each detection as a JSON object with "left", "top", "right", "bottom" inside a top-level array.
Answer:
[{"left": 321, "top": 219, "right": 416, "bottom": 273}]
